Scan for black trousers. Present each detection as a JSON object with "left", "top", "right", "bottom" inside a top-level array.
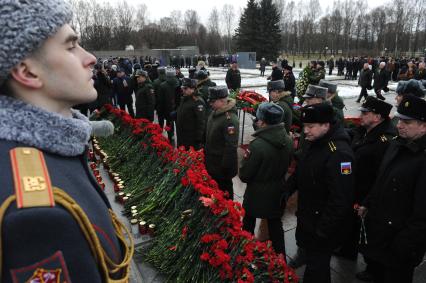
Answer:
[
  {"left": 303, "top": 249, "right": 332, "bottom": 283},
  {"left": 369, "top": 260, "right": 414, "bottom": 283},
  {"left": 211, "top": 176, "right": 233, "bottom": 200},
  {"left": 243, "top": 215, "right": 285, "bottom": 255},
  {"left": 357, "top": 87, "right": 369, "bottom": 101},
  {"left": 119, "top": 102, "right": 135, "bottom": 117}
]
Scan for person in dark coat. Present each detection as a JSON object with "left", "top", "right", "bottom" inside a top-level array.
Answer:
[
  {"left": 285, "top": 103, "right": 355, "bottom": 283},
  {"left": 113, "top": 68, "right": 135, "bottom": 117},
  {"left": 414, "top": 62, "right": 426, "bottom": 80},
  {"left": 134, "top": 70, "right": 155, "bottom": 121},
  {"left": 176, "top": 78, "right": 206, "bottom": 150},
  {"left": 268, "top": 62, "right": 283, "bottom": 81},
  {"left": 283, "top": 65, "right": 296, "bottom": 97},
  {"left": 357, "top": 63, "right": 373, "bottom": 103},
  {"left": 157, "top": 69, "right": 180, "bottom": 142},
  {"left": 225, "top": 62, "right": 241, "bottom": 91},
  {"left": 240, "top": 103, "right": 293, "bottom": 255},
  {"left": 358, "top": 95, "right": 426, "bottom": 283},
  {"left": 0, "top": 1, "right": 132, "bottom": 281},
  {"left": 205, "top": 87, "right": 239, "bottom": 200},
  {"left": 373, "top": 62, "right": 388, "bottom": 101},
  {"left": 260, "top": 58, "right": 267, "bottom": 76},
  {"left": 195, "top": 70, "right": 216, "bottom": 110},
  {"left": 93, "top": 63, "right": 112, "bottom": 109},
  {"left": 327, "top": 57, "right": 334, "bottom": 76},
  {"left": 338, "top": 98, "right": 396, "bottom": 281}
]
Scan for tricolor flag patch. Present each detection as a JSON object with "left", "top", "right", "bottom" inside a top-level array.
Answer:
[{"left": 340, "top": 162, "right": 352, "bottom": 175}]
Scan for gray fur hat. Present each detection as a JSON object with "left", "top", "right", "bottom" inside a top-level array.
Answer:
[
  {"left": 0, "top": 0, "right": 73, "bottom": 85},
  {"left": 303, "top": 85, "right": 328, "bottom": 99},
  {"left": 319, "top": 79, "right": 337, "bottom": 93},
  {"left": 395, "top": 79, "right": 425, "bottom": 98},
  {"left": 267, "top": 80, "right": 285, "bottom": 92}
]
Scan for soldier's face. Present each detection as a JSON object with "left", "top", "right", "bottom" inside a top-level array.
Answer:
[
  {"left": 304, "top": 123, "right": 330, "bottom": 141},
  {"left": 30, "top": 24, "right": 97, "bottom": 107},
  {"left": 397, "top": 119, "right": 426, "bottom": 140},
  {"left": 210, "top": 98, "right": 226, "bottom": 110},
  {"left": 359, "top": 111, "right": 381, "bottom": 128},
  {"left": 182, "top": 87, "right": 194, "bottom": 96}
]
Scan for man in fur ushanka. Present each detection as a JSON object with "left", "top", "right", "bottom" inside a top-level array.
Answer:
[{"left": 0, "top": 0, "right": 133, "bottom": 282}]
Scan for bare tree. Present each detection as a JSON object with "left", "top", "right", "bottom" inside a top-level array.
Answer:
[
  {"left": 135, "top": 4, "right": 148, "bottom": 31},
  {"left": 221, "top": 4, "right": 235, "bottom": 53}
]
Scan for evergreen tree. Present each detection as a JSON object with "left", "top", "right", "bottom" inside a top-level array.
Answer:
[
  {"left": 258, "top": 0, "right": 281, "bottom": 60},
  {"left": 234, "top": 0, "right": 281, "bottom": 61},
  {"left": 234, "top": 0, "right": 260, "bottom": 53}
]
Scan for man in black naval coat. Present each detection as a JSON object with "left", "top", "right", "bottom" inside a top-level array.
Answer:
[
  {"left": 285, "top": 103, "right": 355, "bottom": 283},
  {"left": 359, "top": 94, "right": 426, "bottom": 283},
  {"left": 176, "top": 78, "right": 206, "bottom": 150},
  {"left": 0, "top": 1, "right": 133, "bottom": 282},
  {"left": 338, "top": 97, "right": 397, "bottom": 281}
]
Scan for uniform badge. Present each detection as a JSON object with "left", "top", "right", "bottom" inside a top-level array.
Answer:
[
  {"left": 340, "top": 162, "right": 352, "bottom": 175},
  {"left": 11, "top": 251, "right": 71, "bottom": 283},
  {"left": 404, "top": 101, "right": 409, "bottom": 107},
  {"left": 227, "top": 126, "right": 235, "bottom": 135},
  {"left": 197, "top": 104, "right": 204, "bottom": 112}
]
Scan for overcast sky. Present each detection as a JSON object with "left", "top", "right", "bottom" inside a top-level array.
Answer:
[{"left": 100, "top": 0, "right": 388, "bottom": 26}]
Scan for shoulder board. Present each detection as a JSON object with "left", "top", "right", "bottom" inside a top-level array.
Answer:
[
  {"left": 392, "top": 136, "right": 398, "bottom": 140},
  {"left": 9, "top": 147, "right": 55, "bottom": 209},
  {"left": 328, "top": 141, "right": 337, "bottom": 152},
  {"left": 225, "top": 112, "right": 231, "bottom": 120}
]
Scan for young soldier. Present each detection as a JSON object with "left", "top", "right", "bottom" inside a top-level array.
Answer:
[
  {"left": 176, "top": 78, "right": 206, "bottom": 150},
  {"left": 0, "top": 0, "right": 133, "bottom": 282},
  {"left": 205, "top": 86, "right": 239, "bottom": 200}
]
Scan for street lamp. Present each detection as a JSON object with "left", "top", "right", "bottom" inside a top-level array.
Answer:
[{"left": 325, "top": 46, "right": 328, "bottom": 57}]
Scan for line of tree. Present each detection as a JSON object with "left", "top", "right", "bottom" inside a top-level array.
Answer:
[
  {"left": 69, "top": 0, "right": 426, "bottom": 59},
  {"left": 273, "top": 0, "right": 426, "bottom": 57},
  {"left": 68, "top": 0, "right": 236, "bottom": 55}
]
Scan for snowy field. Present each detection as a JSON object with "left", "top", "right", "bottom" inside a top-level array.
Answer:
[{"left": 181, "top": 67, "right": 398, "bottom": 103}]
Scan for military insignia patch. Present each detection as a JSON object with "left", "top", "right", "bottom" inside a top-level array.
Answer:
[
  {"left": 11, "top": 251, "right": 71, "bottom": 283},
  {"left": 405, "top": 101, "right": 409, "bottom": 107},
  {"left": 227, "top": 126, "right": 235, "bottom": 135},
  {"left": 197, "top": 104, "right": 204, "bottom": 112},
  {"left": 340, "top": 162, "right": 352, "bottom": 175}
]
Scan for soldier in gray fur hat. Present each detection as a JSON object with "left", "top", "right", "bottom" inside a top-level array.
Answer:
[{"left": 0, "top": 1, "right": 133, "bottom": 282}]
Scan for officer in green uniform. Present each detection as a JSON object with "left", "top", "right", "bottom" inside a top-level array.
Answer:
[
  {"left": 176, "top": 78, "right": 206, "bottom": 150},
  {"left": 135, "top": 70, "right": 155, "bottom": 121},
  {"left": 319, "top": 79, "right": 345, "bottom": 123},
  {"left": 153, "top": 66, "right": 166, "bottom": 116},
  {"left": 240, "top": 102, "right": 293, "bottom": 256},
  {"left": 205, "top": 86, "right": 239, "bottom": 200},
  {"left": 268, "top": 80, "right": 293, "bottom": 133}
]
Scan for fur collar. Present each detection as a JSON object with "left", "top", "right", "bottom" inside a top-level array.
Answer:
[{"left": 0, "top": 96, "right": 91, "bottom": 156}]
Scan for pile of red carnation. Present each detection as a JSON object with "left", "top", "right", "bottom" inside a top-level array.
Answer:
[{"left": 93, "top": 104, "right": 298, "bottom": 283}]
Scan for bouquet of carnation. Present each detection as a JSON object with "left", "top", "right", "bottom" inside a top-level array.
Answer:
[{"left": 91, "top": 105, "right": 298, "bottom": 283}]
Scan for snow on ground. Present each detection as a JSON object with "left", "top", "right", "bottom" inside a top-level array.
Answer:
[{"left": 181, "top": 67, "right": 398, "bottom": 101}]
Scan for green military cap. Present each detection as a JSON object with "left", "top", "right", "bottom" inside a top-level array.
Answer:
[{"left": 319, "top": 79, "right": 337, "bottom": 93}]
